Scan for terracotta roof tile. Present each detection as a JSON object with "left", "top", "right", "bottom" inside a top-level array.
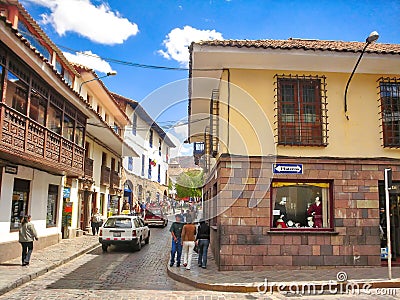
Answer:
[{"left": 195, "top": 39, "right": 400, "bottom": 54}]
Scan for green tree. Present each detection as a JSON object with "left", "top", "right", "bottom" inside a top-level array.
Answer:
[{"left": 175, "top": 169, "right": 203, "bottom": 200}]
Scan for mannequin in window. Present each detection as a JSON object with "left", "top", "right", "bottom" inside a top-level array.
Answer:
[
  {"left": 307, "top": 196, "right": 322, "bottom": 228},
  {"left": 274, "top": 197, "right": 287, "bottom": 228}
]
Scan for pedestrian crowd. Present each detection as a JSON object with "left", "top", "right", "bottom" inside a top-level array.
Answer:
[{"left": 169, "top": 212, "right": 210, "bottom": 270}]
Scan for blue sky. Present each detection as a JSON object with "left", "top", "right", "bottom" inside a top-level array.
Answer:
[{"left": 20, "top": 0, "right": 400, "bottom": 156}]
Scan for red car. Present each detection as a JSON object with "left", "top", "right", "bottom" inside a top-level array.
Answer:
[{"left": 144, "top": 208, "right": 168, "bottom": 227}]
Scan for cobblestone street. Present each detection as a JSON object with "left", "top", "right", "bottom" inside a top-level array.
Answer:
[{"left": 0, "top": 225, "right": 256, "bottom": 299}]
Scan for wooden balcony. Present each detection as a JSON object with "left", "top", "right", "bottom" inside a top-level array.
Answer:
[
  {"left": 100, "top": 165, "right": 110, "bottom": 186},
  {"left": 0, "top": 104, "right": 84, "bottom": 176},
  {"left": 84, "top": 157, "right": 94, "bottom": 179},
  {"left": 110, "top": 170, "right": 121, "bottom": 189}
]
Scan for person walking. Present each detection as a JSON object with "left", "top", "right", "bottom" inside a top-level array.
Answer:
[
  {"left": 90, "top": 208, "right": 102, "bottom": 235},
  {"left": 181, "top": 215, "right": 197, "bottom": 270},
  {"left": 169, "top": 214, "right": 184, "bottom": 267},
  {"left": 19, "top": 215, "right": 38, "bottom": 266},
  {"left": 196, "top": 219, "right": 210, "bottom": 269}
]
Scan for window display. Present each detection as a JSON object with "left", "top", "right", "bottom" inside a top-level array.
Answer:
[
  {"left": 10, "top": 179, "right": 30, "bottom": 230},
  {"left": 46, "top": 184, "right": 58, "bottom": 227},
  {"left": 271, "top": 181, "right": 331, "bottom": 229}
]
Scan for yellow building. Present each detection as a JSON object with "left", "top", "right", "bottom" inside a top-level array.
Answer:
[{"left": 189, "top": 37, "right": 400, "bottom": 270}]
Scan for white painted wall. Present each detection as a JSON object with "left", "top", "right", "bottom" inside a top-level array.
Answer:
[{"left": 0, "top": 166, "right": 63, "bottom": 243}]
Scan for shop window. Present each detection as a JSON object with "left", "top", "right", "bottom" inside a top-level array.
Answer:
[
  {"left": 10, "top": 179, "right": 30, "bottom": 231},
  {"left": 379, "top": 78, "right": 400, "bottom": 147},
  {"left": 271, "top": 181, "right": 332, "bottom": 230},
  {"left": 46, "top": 184, "right": 59, "bottom": 227},
  {"left": 275, "top": 74, "right": 328, "bottom": 146}
]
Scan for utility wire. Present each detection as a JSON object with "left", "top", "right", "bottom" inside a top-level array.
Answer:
[{"left": 17, "top": 28, "right": 221, "bottom": 72}]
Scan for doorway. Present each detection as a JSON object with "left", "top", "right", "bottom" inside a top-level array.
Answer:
[{"left": 379, "top": 181, "right": 400, "bottom": 262}]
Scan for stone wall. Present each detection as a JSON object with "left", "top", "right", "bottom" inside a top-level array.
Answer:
[{"left": 204, "top": 155, "right": 399, "bottom": 270}]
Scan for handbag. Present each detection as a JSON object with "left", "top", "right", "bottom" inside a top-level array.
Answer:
[{"left": 194, "top": 244, "right": 198, "bottom": 253}]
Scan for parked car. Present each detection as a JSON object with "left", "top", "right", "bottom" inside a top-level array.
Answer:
[
  {"left": 144, "top": 208, "right": 168, "bottom": 227},
  {"left": 99, "top": 215, "right": 150, "bottom": 252}
]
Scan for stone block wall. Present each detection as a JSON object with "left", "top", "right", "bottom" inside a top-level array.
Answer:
[{"left": 203, "top": 155, "right": 400, "bottom": 271}]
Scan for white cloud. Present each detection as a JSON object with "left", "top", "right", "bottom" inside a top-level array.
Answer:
[
  {"left": 24, "top": 0, "right": 138, "bottom": 45},
  {"left": 63, "top": 50, "right": 113, "bottom": 74},
  {"left": 158, "top": 25, "right": 223, "bottom": 66}
]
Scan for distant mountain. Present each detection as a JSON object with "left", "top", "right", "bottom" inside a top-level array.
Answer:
[{"left": 169, "top": 156, "right": 198, "bottom": 169}]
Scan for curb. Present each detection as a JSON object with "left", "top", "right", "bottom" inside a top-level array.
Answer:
[
  {"left": 0, "top": 242, "right": 100, "bottom": 296},
  {"left": 167, "top": 265, "right": 400, "bottom": 294}
]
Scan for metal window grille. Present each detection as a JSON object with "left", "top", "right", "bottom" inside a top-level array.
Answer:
[
  {"left": 378, "top": 77, "right": 400, "bottom": 148},
  {"left": 210, "top": 89, "right": 219, "bottom": 157},
  {"left": 274, "top": 74, "right": 328, "bottom": 146}
]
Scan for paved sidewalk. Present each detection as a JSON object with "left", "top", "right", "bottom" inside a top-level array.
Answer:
[
  {"left": 0, "top": 234, "right": 99, "bottom": 296},
  {"left": 167, "top": 249, "right": 400, "bottom": 293}
]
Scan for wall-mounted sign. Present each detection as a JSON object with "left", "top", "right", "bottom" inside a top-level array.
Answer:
[
  {"left": 5, "top": 165, "right": 18, "bottom": 174},
  {"left": 273, "top": 163, "right": 303, "bottom": 174},
  {"left": 63, "top": 187, "right": 71, "bottom": 199}
]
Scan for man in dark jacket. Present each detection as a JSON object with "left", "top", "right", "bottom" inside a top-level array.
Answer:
[
  {"left": 169, "top": 214, "right": 184, "bottom": 267},
  {"left": 196, "top": 219, "right": 210, "bottom": 268}
]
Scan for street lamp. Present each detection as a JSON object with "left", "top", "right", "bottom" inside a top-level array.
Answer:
[
  {"left": 78, "top": 71, "right": 117, "bottom": 95},
  {"left": 344, "top": 31, "right": 379, "bottom": 120}
]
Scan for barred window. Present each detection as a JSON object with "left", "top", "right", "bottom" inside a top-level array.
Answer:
[
  {"left": 275, "top": 75, "right": 328, "bottom": 146},
  {"left": 379, "top": 78, "right": 400, "bottom": 147}
]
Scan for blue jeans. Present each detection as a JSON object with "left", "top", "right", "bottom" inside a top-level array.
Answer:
[
  {"left": 20, "top": 241, "right": 33, "bottom": 265},
  {"left": 197, "top": 239, "right": 210, "bottom": 267},
  {"left": 170, "top": 238, "right": 182, "bottom": 266}
]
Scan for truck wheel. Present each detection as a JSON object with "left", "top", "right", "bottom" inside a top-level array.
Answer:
[{"left": 102, "top": 244, "right": 108, "bottom": 252}]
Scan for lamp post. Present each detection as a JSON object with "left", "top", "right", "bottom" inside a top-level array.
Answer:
[
  {"left": 344, "top": 31, "right": 379, "bottom": 120},
  {"left": 78, "top": 71, "right": 117, "bottom": 95}
]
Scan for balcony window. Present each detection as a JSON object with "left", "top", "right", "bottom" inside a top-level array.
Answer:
[
  {"left": 271, "top": 181, "right": 332, "bottom": 230},
  {"left": 5, "top": 71, "right": 28, "bottom": 115},
  {"left": 18, "top": 21, "right": 51, "bottom": 61},
  {"left": 379, "top": 78, "right": 400, "bottom": 147},
  {"left": 29, "top": 91, "right": 47, "bottom": 125},
  {"left": 63, "top": 115, "right": 74, "bottom": 142},
  {"left": 141, "top": 155, "right": 145, "bottom": 177},
  {"left": 48, "top": 104, "right": 62, "bottom": 135},
  {"left": 132, "top": 113, "right": 137, "bottom": 135},
  {"left": 75, "top": 123, "right": 84, "bottom": 147},
  {"left": 275, "top": 75, "right": 328, "bottom": 146},
  {"left": 128, "top": 157, "right": 133, "bottom": 171},
  {"left": 148, "top": 158, "right": 152, "bottom": 179},
  {"left": 149, "top": 129, "right": 153, "bottom": 148}
]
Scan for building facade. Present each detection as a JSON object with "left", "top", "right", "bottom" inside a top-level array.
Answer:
[
  {"left": 0, "top": 0, "right": 137, "bottom": 262},
  {"left": 0, "top": 0, "right": 88, "bottom": 261},
  {"left": 188, "top": 38, "right": 400, "bottom": 270},
  {"left": 112, "top": 93, "right": 175, "bottom": 209}
]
